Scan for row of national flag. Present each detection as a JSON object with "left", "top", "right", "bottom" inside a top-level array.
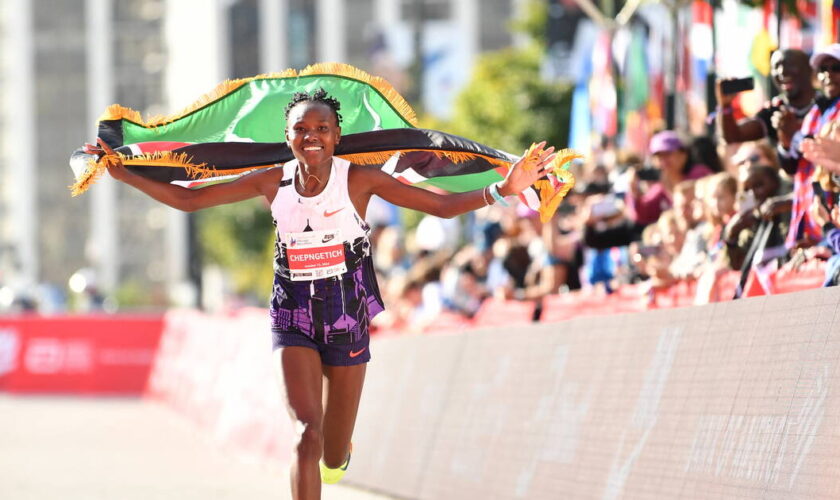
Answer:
[{"left": 565, "top": 0, "right": 840, "bottom": 157}]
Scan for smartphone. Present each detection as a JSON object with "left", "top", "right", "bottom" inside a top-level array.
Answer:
[
  {"left": 637, "top": 245, "right": 661, "bottom": 258},
  {"left": 591, "top": 198, "right": 621, "bottom": 219},
  {"left": 738, "top": 190, "right": 757, "bottom": 213},
  {"left": 637, "top": 167, "right": 661, "bottom": 182},
  {"left": 721, "top": 77, "right": 755, "bottom": 95}
]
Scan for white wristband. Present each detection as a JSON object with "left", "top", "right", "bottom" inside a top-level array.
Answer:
[{"left": 489, "top": 182, "right": 510, "bottom": 207}]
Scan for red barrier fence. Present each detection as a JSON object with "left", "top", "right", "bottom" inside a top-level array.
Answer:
[
  {"left": 538, "top": 262, "right": 827, "bottom": 324},
  {"left": 370, "top": 263, "right": 829, "bottom": 334},
  {"left": 0, "top": 315, "right": 163, "bottom": 395}
]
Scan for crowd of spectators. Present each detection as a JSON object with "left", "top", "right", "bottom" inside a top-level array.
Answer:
[
  {"left": 5, "top": 47, "right": 840, "bottom": 326},
  {"left": 369, "top": 44, "right": 840, "bottom": 334}
]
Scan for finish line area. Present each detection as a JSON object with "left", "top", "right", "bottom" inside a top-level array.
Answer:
[
  {"left": 0, "top": 396, "right": 392, "bottom": 500},
  {"left": 3, "top": 286, "right": 840, "bottom": 498}
]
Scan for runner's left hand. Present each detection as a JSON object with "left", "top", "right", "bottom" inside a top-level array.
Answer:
[{"left": 498, "top": 142, "right": 557, "bottom": 196}]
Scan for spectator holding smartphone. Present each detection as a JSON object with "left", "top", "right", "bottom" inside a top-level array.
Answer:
[
  {"left": 716, "top": 49, "right": 815, "bottom": 147},
  {"left": 626, "top": 130, "right": 714, "bottom": 226}
]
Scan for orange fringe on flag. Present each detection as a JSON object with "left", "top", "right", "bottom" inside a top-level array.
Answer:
[
  {"left": 71, "top": 152, "right": 212, "bottom": 196},
  {"left": 98, "top": 63, "right": 417, "bottom": 129},
  {"left": 69, "top": 154, "right": 134, "bottom": 197},
  {"left": 338, "top": 149, "right": 511, "bottom": 170},
  {"left": 534, "top": 149, "right": 581, "bottom": 223}
]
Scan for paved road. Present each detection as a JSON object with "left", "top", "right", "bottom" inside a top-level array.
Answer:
[{"left": 0, "top": 395, "right": 393, "bottom": 500}]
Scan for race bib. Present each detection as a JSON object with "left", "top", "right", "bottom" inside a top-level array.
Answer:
[{"left": 285, "top": 229, "right": 347, "bottom": 281}]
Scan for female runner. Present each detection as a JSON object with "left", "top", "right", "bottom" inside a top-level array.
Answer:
[{"left": 85, "top": 89, "right": 557, "bottom": 500}]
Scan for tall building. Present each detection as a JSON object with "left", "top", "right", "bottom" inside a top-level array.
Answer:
[
  {"left": 0, "top": 0, "right": 168, "bottom": 310},
  {"left": 0, "top": 0, "right": 521, "bottom": 312}
]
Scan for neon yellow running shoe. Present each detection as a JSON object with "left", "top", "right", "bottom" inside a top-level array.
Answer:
[{"left": 320, "top": 443, "right": 352, "bottom": 484}]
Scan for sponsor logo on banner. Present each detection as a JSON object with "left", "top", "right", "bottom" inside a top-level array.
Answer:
[
  {"left": 24, "top": 338, "right": 93, "bottom": 374},
  {"left": 25, "top": 338, "right": 63, "bottom": 374},
  {"left": 0, "top": 328, "right": 20, "bottom": 376}
]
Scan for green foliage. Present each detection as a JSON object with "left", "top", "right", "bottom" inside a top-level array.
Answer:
[
  {"left": 197, "top": 198, "right": 274, "bottom": 299},
  {"left": 737, "top": 0, "right": 805, "bottom": 22},
  {"left": 407, "top": 0, "right": 572, "bottom": 233},
  {"left": 509, "top": 0, "right": 549, "bottom": 49},
  {"left": 112, "top": 279, "right": 168, "bottom": 310},
  {"left": 417, "top": 0, "right": 572, "bottom": 155},
  {"left": 443, "top": 46, "right": 573, "bottom": 154}
]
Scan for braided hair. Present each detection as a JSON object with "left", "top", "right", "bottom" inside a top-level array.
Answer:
[{"left": 284, "top": 88, "right": 343, "bottom": 125}]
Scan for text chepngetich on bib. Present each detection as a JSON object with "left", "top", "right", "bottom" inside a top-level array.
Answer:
[{"left": 285, "top": 229, "right": 347, "bottom": 281}]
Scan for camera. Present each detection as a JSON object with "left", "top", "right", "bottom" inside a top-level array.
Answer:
[
  {"left": 637, "top": 167, "right": 661, "bottom": 182},
  {"left": 720, "top": 77, "right": 755, "bottom": 95}
]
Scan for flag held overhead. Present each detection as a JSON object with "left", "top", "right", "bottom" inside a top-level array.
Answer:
[{"left": 70, "top": 63, "right": 578, "bottom": 222}]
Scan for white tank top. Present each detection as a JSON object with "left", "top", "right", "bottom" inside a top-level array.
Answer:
[{"left": 270, "top": 157, "right": 368, "bottom": 244}]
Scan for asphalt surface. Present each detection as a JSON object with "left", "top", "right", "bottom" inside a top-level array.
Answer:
[{"left": 0, "top": 395, "right": 393, "bottom": 500}]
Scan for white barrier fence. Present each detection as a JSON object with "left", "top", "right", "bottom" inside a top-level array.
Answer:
[{"left": 148, "top": 288, "right": 840, "bottom": 499}]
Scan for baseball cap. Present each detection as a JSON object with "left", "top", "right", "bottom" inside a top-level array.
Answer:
[
  {"left": 648, "top": 131, "right": 685, "bottom": 155},
  {"left": 810, "top": 43, "right": 840, "bottom": 69}
]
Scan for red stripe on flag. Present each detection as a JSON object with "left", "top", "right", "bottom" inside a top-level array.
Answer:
[{"left": 136, "top": 141, "right": 193, "bottom": 153}]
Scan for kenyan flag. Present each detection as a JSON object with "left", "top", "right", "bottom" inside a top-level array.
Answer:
[{"left": 70, "top": 63, "right": 577, "bottom": 222}]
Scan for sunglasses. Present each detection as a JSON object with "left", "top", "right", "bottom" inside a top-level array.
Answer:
[
  {"left": 818, "top": 63, "right": 840, "bottom": 74},
  {"left": 736, "top": 153, "right": 762, "bottom": 165}
]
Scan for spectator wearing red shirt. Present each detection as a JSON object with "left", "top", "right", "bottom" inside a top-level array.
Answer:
[{"left": 626, "top": 131, "right": 714, "bottom": 226}]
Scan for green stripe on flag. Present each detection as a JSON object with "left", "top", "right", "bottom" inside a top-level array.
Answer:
[
  {"left": 419, "top": 170, "right": 506, "bottom": 193},
  {"left": 122, "top": 75, "right": 416, "bottom": 144}
]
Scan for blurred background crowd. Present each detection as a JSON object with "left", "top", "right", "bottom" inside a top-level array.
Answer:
[{"left": 2, "top": 0, "right": 840, "bottom": 328}]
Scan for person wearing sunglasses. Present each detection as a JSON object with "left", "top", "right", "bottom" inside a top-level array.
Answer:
[
  {"left": 777, "top": 44, "right": 840, "bottom": 251},
  {"left": 716, "top": 49, "right": 815, "bottom": 148}
]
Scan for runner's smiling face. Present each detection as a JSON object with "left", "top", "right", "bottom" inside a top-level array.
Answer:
[{"left": 285, "top": 102, "right": 341, "bottom": 168}]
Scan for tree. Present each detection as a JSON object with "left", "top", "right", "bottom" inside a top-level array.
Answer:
[
  {"left": 424, "top": 1, "right": 573, "bottom": 154},
  {"left": 444, "top": 47, "right": 573, "bottom": 153},
  {"left": 197, "top": 199, "right": 274, "bottom": 303}
]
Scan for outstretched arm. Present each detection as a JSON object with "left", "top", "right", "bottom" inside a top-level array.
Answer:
[
  {"left": 715, "top": 79, "right": 766, "bottom": 144},
  {"left": 354, "top": 143, "right": 557, "bottom": 219},
  {"left": 84, "top": 139, "right": 281, "bottom": 211}
]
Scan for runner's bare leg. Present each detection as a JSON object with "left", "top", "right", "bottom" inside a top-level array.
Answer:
[
  {"left": 276, "top": 347, "right": 324, "bottom": 500},
  {"left": 321, "top": 364, "right": 366, "bottom": 468}
]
